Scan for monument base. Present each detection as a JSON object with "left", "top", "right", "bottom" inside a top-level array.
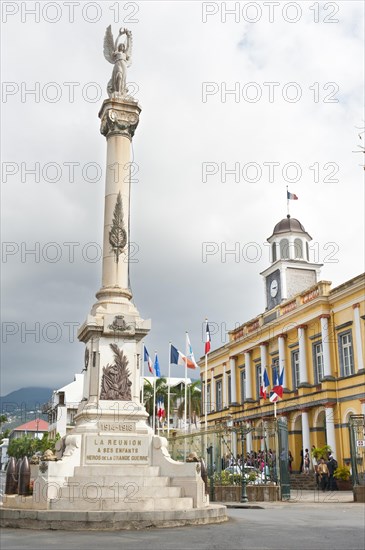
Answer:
[
  {"left": 1, "top": 426, "right": 228, "bottom": 528},
  {"left": 0, "top": 505, "right": 227, "bottom": 531}
]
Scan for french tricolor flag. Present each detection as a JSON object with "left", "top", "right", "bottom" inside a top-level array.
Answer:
[
  {"left": 260, "top": 368, "right": 270, "bottom": 400},
  {"left": 205, "top": 321, "right": 211, "bottom": 355},
  {"left": 170, "top": 344, "right": 197, "bottom": 370},
  {"left": 157, "top": 396, "right": 165, "bottom": 419},
  {"left": 287, "top": 190, "right": 298, "bottom": 200},
  {"left": 144, "top": 345, "right": 153, "bottom": 374},
  {"left": 270, "top": 367, "right": 284, "bottom": 402}
]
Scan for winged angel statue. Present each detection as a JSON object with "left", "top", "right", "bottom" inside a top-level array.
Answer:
[{"left": 103, "top": 25, "right": 133, "bottom": 98}]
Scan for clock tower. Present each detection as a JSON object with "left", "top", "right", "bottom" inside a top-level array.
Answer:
[{"left": 261, "top": 215, "right": 322, "bottom": 311}]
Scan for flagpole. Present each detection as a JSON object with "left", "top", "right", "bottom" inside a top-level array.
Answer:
[
  {"left": 274, "top": 401, "right": 277, "bottom": 418},
  {"left": 286, "top": 185, "right": 289, "bottom": 217},
  {"left": 167, "top": 342, "right": 171, "bottom": 437},
  {"left": 153, "top": 351, "right": 157, "bottom": 434},
  {"left": 184, "top": 332, "right": 188, "bottom": 434},
  {"left": 141, "top": 344, "right": 145, "bottom": 405}
]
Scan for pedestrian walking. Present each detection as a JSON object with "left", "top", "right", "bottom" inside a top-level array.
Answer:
[
  {"left": 317, "top": 458, "right": 329, "bottom": 492},
  {"left": 304, "top": 448, "right": 310, "bottom": 474}
]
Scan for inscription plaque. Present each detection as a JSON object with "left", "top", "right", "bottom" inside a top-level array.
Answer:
[
  {"left": 85, "top": 435, "right": 149, "bottom": 464},
  {"left": 98, "top": 422, "right": 136, "bottom": 432}
]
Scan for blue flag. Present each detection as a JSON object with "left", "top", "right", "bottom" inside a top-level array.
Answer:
[{"left": 154, "top": 353, "right": 161, "bottom": 377}]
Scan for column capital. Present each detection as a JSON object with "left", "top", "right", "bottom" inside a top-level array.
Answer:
[
  {"left": 319, "top": 314, "right": 331, "bottom": 320},
  {"left": 229, "top": 355, "right": 238, "bottom": 361},
  {"left": 359, "top": 398, "right": 365, "bottom": 404},
  {"left": 300, "top": 407, "right": 311, "bottom": 413},
  {"left": 353, "top": 303, "right": 360, "bottom": 309},
  {"left": 325, "top": 403, "right": 335, "bottom": 409},
  {"left": 99, "top": 97, "right": 141, "bottom": 139},
  {"left": 244, "top": 348, "right": 253, "bottom": 355},
  {"left": 297, "top": 324, "right": 308, "bottom": 330},
  {"left": 277, "top": 333, "right": 287, "bottom": 339},
  {"left": 260, "top": 341, "right": 269, "bottom": 347}
]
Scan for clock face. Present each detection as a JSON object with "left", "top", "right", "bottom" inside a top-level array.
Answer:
[
  {"left": 266, "top": 269, "right": 281, "bottom": 310},
  {"left": 270, "top": 279, "right": 278, "bottom": 297}
]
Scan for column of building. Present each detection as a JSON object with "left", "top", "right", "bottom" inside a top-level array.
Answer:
[
  {"left": 244, "top": 351, "right": 253, "bottom": 400},
  {"left": 278, "top": 334, "right": 287, "bottom": 388},
  {"left": 298, "top": 324, "right": 309, "bottom": 385},
  {"left": 222, "top": 362, "right": 227, "bottom": 408},
  {"left": 325, "top": 404, "right": 338, "bottom": 459},
  {"left": 229, "top": 357, "right": 237, "bottom": 455},
  {"left": 301, "top": 407, "right": 311, "bottom": 460},
  {"left": 229, "top": 356, "right": 237, "bottom": 404},
  {"left": 353, "top": 304, "right": 364, "bottom": 372},
  {"left": 211, "top": 368, "right": 215, "bottom": 412},
  {"left": 320, "top": 314, "right": 333, "bottom": 378}
]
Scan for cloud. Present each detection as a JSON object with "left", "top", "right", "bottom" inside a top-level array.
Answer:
[{"left": 1, "top": 1, "right": 364, "bottom": 394}]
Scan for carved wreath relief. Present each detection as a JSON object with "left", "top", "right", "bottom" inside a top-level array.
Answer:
[
  {"left": 109, "top": 191, "right": 127, "bottom": 263},
  {"left": 100, "top": 343, "right": 132, "bottom": 401}
]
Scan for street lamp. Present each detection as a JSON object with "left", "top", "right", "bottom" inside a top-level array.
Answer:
[{"left": 237, "top": 420, "right": 252, "bottom": 503}]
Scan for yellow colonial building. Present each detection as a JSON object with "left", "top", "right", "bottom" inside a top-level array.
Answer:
[{"left": 200, "top": 216, "right": 365, "bottom": 472}]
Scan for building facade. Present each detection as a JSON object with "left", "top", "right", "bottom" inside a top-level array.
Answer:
[
  {"left": 9, "top": 419, "right": 49, "bottom": 442},
  {"left": 200, "top": 216, "right": 365, "bottom": 472},
  {"left": 42, "top": 374, "right": 84, "bottom": 439}
]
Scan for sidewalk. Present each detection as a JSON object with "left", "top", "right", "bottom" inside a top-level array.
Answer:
[{"left": 220, "top": 490, "right": 357, "bottom": 509}]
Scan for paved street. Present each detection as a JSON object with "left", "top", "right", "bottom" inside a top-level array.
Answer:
[{"left": 1, "top": 498, "right": 364, "bottom": 550}]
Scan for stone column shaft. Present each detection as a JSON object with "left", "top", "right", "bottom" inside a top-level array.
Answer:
[
  {"left": 298, "top": 326, "right": 308, "bottom": 384},
  {"left": 301, "top": 410, "right": 311, "bottom": 461},
  {"left": 246, "top": 430, "right": 252, "bottom": 453},
  {"left": 325, "top": 406, "right": 338, "bottom": 459},
  {"left": 223, "top": 363, "right": 227, "bottom": 408},
  {"left": 211, "top": 370, "right": 215, "bottom": 412},
  {"left": 244, "top": 351, "right": 252, "bottom": 400},
  {"left": 353, "top": 304, "right": 364, "bottom": 372},
  {"left": 320, "top": 315, "right": 332, "bottom": 377},
  {"left": 229, "top": 357, "right": 237, "bottom": 403},
  {"left": 97, "top": 98, "right": 141, "bottom": 304},
  {"left": 278, "top": 335, "right": 286, "bottom": 388}
]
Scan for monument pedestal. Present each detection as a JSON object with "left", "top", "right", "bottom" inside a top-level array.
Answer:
[{"left": 0, "top": 36, "right": 227, "bottom": 527}]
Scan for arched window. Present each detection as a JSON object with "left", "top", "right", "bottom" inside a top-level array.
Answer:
[
  {"left": 272, "top": 243, "right": 277, "bottom": 262},
  {"left": 280, "top": 238, "right": 289, "bottom": 259},
  {"left": 294, "top": 238, "right": 303, "bottom": 259}
]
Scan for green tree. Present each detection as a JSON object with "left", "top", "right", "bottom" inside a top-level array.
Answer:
[
  {"left": 175, "top": 380, "right": 202, "bottom": 427},
  {"left": 8, "top": 435, "right": 40, "bottom": 459},
  {"left": 0, "top": 428, "right": 10, "bottom": 444},
  {"left": 7, "top": 433, "right": 61, "bottom": 459},
  {"left": 0, "top": 414, "right": 8, "bottom": 428},
  {"left": 143, "top": 377, "right": 168, "bottom": 421}
]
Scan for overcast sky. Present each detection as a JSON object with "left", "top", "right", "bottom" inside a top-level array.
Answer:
[{"left": 1, "top": 1, "right": 364, "bottom": 396}]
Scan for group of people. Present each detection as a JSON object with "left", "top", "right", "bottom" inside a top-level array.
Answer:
[
  {"left": 288, "top": 448, "right": 311, "bottom": 474},
  {"left": 315, "top": 453, "right": 338, "bottom": 491},
  {"left": 223, "top": 450, "right": 278, "bottom": 480},
  {"left": 289, "top": 446, "right": 339, "bottom": 491}
]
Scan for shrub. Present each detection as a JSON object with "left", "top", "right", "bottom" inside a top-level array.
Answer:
[{"left": 334, "top": 466, "right": 351, "bottom": 481}]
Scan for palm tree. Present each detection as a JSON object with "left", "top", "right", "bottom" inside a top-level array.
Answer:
[
  {"left": 142, "top": 377, "right": 168, "bottom": 425},
  {"left": 176, "top": 380, "right": 201, "bottom": 428}
]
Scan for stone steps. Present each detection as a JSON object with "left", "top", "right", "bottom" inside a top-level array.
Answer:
[
  {"left": 59, "top": 484, "right": 182, "bottom": 500},
  {"left": 63, "top": 475, "right": 171, "bottom": 487},
  {"left": 50, "top": 496, "right": 194, "bottom": 512},
  {"left": 50, "top": 463, "right": 196, "bottom": 512},
  {"left": 73, "top": 465, "right": 160, "bottom": 477}
]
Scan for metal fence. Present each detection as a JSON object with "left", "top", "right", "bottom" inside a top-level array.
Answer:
[
  {"left": 168, "top": 417, "right": 289, "bottom": 500},
  {"left": 349, "top": 415, "right": 365, "bottom": 486}
]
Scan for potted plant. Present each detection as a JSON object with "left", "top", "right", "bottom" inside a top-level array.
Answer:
[
  {"left": 311, "top": 444, "right": 332, "bottom": 461},
  {"left": 334, "top": 466, "right": 352, "bottom": 491}
]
